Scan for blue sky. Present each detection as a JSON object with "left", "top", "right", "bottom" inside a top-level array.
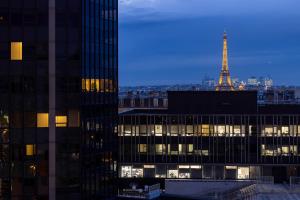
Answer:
[{"left": 119, "top": 0, "right": 300, "bottom": 86}]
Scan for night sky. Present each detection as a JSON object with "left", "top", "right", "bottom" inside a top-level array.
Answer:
[{"left": 119, "top": 0, "right": 300, "bottom": 86}]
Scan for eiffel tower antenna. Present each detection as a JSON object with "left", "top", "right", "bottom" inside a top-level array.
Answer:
[{"left": 216, "top": 31, "right": 234, "bottom": 91}]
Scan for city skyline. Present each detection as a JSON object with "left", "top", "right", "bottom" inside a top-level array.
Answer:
[{"left": 119, "top": 0, "right": 300, "bottom": 86}]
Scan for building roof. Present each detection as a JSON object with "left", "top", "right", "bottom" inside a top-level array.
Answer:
[{"left": 119, "top": 91, "right": 300, "bottom": 116}]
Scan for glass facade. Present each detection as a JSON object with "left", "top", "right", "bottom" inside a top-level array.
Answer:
[
  {"left": 119, "top": 114, "right": 300, "bottom": 183},
  {"left": 0, "top": 0, "right": 118, "bottom": 199},
  {"left": 80, "top": 0, "right": 118, "bottom": 199}
]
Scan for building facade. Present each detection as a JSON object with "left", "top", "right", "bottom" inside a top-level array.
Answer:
[
  {"left": 119, "top": 91, "right": 300, "bottom": 186},
  {"left": 0, "top": 0, "right": 118, "bottom": 199},
  {"left": 81, "top": 0, "right": 118, "bottom": 199}
]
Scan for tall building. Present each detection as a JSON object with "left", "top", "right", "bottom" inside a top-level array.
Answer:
[
  {"left": 119, "top": 91, "right": 300, "bottom": 186},
  {"left": 0, "top": 0, "right": 118, "bottom": 199},
  {"left": 247, "top": 76, "right": 259, "bottom": 87},
  {"left": 216, "top": 32, "right": 234, "bottom": 91}
]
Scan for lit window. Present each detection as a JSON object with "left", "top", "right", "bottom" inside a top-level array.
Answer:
[
  {"left": 155, "top": 125, "right": 163, "bottom": 136},
  {"left": 201, "top": 124, "right": 210, "bottom": 136},
  {"left": 178, "top": 165, "right": 190, "bottom": 169},
  {"left": 37, "top": 113, "right": 48, "bottom": 127},
  {"left": 138, "top": 144, "right": 147, "bottom": 153},
  {"left": 132, "top": 168, "right": 143, "bottom": 178},
  {"left": 170, "top": 125, "right": 178, "bottom": 136},
  {"left": 282, "top": 146, "right": 289, "bottom": 156},
  {"left": 281, "top": 126, "right": 289, "bottom": 136},
  {"left": 190, "top": 165, "right": 202, "bottom": 169},
  {"left": 263, "top": 126, "right": 274, "bottom": 136},
  {"left": 167, "top": 170, "right": 178, "bottom": 178},
  {"left": 26, "top": 144, "right": 36, "bottom": 156},
  {"left": 238, "top": 167, "right": 249, "bottom": 179},
  {"left": 214, "top": 125, "right": 226, "bottom": 136},
  {"left": 11, "top": 42, "right": 23, "bottom": 60},
  {"left": 233, "top": 125, "right": 241, "bottom": 136},
  {"left": 195, "top": 149, "right": 209, "bottom": 156},
  {"left": 186, "top": 125, "right": 193, "bottom": 136},
  {"left": 82, "top": 78, "right": 115, "bottom": 93},
  {"left": 132, "top": 126, "right": 140, "bottom": 136},
  {"left": 124, "top": 125, "right": 132, "bottom": 136},
  {"left": 121, "top": 166, "right": 132, "bottom": 178},
  {"left": 291, "top": 145, "right": 298, "bottom": 155},
  {"left": 225, "top": 166, "right": 237, "bottom": 170},
  {"left": 56, "top": 116, "right": 67, "bottom": 127},
  {"left": 155, "top": 144, "right": 166, "bottom": 154},
  {"left": 144, "top": 165, "right": 155, "bottom": 168}
]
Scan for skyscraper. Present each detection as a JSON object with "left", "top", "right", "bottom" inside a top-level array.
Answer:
[
  {"left": 0, "top": 0, "right": 118, "bottom": 199},
  {"left": 216, "top": 32, "right": 234, "bottom": 91}
]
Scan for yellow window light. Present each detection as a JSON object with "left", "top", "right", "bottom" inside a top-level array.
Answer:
[
  {"left": 26, "top": 144, "right": 36, "bottom": 156},
  {"left": 11, "top": 42, "right": 23, "bottom": 60},
  {"left": 82, "top": 78, "right": 115, "bottom": 93},
  {"left": 37, "top": 113, "right": 49, "bottom": 127},
  {"left": 56, "top": 116, "right": 67, "bottom": 127}
]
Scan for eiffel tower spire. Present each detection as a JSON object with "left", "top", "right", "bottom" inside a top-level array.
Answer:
[{"left": 216, "top": 31, "right": 234, "bottom": 91}]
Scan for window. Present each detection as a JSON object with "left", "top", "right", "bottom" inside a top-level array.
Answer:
[
  {"left": 261, "top": 144, "right": 274, "bottom": 156},
  {"left": 155, "top": 125, "right": 163, "bottom": 136},
  {"left": 68, "top": 110, "right": 80, "bottom": 127},
  {"left": 281, "top": 126, "right": 289, "bottom": 136},
  {"left": 121, "top": 166, "right": 132, "bottom": 178},
  {"left": 168, "top": 144, "right": 179, "bottom": 155},
  {"left": 214, "top": 125, "right": 225, "bottom": 136},
  {"left": 155, "top": 165, "right": 166, "bottom": 178},
  {"left": 233, "top": 125, "right": 241, "bottom": 136},
  {"left": 132, "top": 126, "right": 140, "bottom": 136},
  {"left": 186, "top": 125, "right": 193, "bottom": 136},
  {"left": 26, "top": 144, "right": 36, "bottom": 156},
  {"left": 132, "top": 168, "right": 143, "bottom": 178},
  {"left": 124, "top": 125, "right": 131, "bottom": 136},
  {"left": 148, "top": 125, "right": 154, "bottom": 135},
  {"left": 25, "top": 163, "right": 37, "bottom": 177},
  {"left": 195, "top": 149, "right": 209, "bottom": 156},
  {"left": 290, "top": 125, "right": 297, "bottom": 137},
  {"left": 138, "top": 144, "right": 147, "bottom": 153},
  {"left": 201, "top": 125, "right": 210, "bottom": 136},
  {"left": 238, "top": 167, "right": 249, "bottom": 179},
  {"left": 155, "top": 144, "right": 165, "bottom": 154},
  {"left": 282, "top": 146, "right": 289, "bottom": 156},
  {"left": 170, "top": 125, "right": 178, "bottom": 136},
  {"left": 11, "top": 42, "right": 22, "bottom": 60},
  {"left": 188, "top": 144, "right": 193, "bottom": 154},
  {"left": 226, "top": 125, "right": 233, "bottom": 136},
  {"left": 140, "top": 125, "right": 147, "bottom": 136},
  {"left": 178, "top": 165, "right": 191, "bottom": 178},
  {"left": 263, "top": 126, "right": 274, "bottom": 136},
  {"left": 37, "top": 113, "right": 48, "bottom": 127},
  {"left": 56, "top": 116, "right": 67, "bottom": 127},
  {"left": 290, "top": 145, "right": 298, "bottom": 155},
  {"left": 167, "top": 170, "right": 178, "bottom": 178}
]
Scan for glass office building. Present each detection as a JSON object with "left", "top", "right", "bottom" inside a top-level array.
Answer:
[
  {"left": 119, "top": 91, "right": 300, "bottom": 185},
  {"left": 0, "top": 0, "right": 118, "bottom": 199}
]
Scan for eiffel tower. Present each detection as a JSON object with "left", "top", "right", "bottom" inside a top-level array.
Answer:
[{"left": 216, "top": 32, "right": 234, "bottom": 91}]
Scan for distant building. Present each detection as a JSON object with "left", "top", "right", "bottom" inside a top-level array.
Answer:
[
  {"left": 231, "top": 78, "right": 240, "bottom": 88},
  {"left": 247, "top": 76, "right": 259, "bottom": 87},
  {"left": 119, "top": 91, "right": 300, "bottom": 187},
  {"left": 202, "top": 76, "right": 216, "bottom": 89},
  {"left": 264, "top": 77, "right": 274, "bottom": 89}
]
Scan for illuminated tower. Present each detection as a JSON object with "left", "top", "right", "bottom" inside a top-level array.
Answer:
[{"left": 216, "top": 32, "right": 235, "bottom": 91}]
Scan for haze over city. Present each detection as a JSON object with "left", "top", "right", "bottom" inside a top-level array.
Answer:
[{"left": 119, "top": 0, "right": 300, "bottom": 86}]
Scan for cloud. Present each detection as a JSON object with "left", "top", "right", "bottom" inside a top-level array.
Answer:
[{"left": 119, "top": 0, "right": 300, "bottom": 23}]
